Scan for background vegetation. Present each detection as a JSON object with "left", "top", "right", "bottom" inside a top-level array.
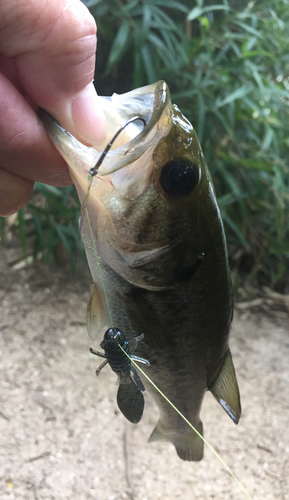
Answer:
[{"left": 2, "top": 0, "right": 289, "bottom": 291}]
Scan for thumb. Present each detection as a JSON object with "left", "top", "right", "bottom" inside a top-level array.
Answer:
[{"left": 0, "top": 0, "right": 106, "bottom": 145}]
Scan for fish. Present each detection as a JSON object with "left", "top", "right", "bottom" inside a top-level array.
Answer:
[
  {"left": 89, "top": 327, "right": 150, "bottom": 424},
  {"left": 41, "top": 80, "right": 241, "bottom": 461}
]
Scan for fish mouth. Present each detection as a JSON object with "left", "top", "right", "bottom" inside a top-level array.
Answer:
[
  {"left": 40, "top": 81, "right": 173, "bottom": 205},
  {"left": 40, "top": 81, "right": 172, "bottom": 177}
]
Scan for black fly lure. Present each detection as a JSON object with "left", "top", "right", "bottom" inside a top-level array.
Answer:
[{"left": 90, "top": 328, "right": 150, "bottom": 424}]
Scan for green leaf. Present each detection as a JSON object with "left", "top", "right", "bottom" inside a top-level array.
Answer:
[
  {"left": 212, "top": 110, "right": 235, "bottom": 139},
  {"left": 187, "top": 6, "right": 203, "bottom": 20},
  {"left": 121, "top": 0, "right": 139, "bottom": 13},
  {"left": 273, "top": 262, "right": 286, "bottom": 284},
  {"left": 141, "top": 43, "right": 157, "bottom": 83},
  {"left": 217, "top": 151, "right": 272, "bottom": 172},
  {"left": 17, "top": 209, "right": 28, "bottom": 258},
  {"left": 107, "top": 22, "right": 130, "bottom": 70},
  {"left": 142, "top": 3, "right": 151, "bottom": 33},
  {"left": 147, "top": 0, "right": 188, "bottom": 12},
  {"left": 215, "top": 85, "right": 252, "bottom": 108},
  {"left": 233, "top": 20, "right": 262, "bottom": 38},
  {"left": 187, "top": 4, "right": 229, "bottom": 21},
  {"left": 82, "top": 0, "right": 102, "bottom": 7},
  {"left": 199, "top": 16, "right": 210, "bottom": 30},
  {"left": 55, "top": 224, "right": 76, "bottom": 269},
  {"left": 262, "top": 127, "right": 274, "bottom": 151},
  {"left": 222, "top": 214, "right": 250, "bottom": 248},
  {"left": 0, "top": 216, "right": 5, "bottom": 241},
  {"left": 197, "top": 93, "right": 206, "bottom": 143}
]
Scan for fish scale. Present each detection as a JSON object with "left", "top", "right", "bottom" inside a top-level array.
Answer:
[{"left": 41, "top": 80, "right": 241, "bottom": 461}]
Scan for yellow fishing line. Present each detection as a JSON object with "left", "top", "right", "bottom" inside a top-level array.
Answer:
[
  {"left": 84, "top": 191, "right": 253, "bottom": 500},
  {"left": 80, "top": 175, "right": 93, "bottom": 232},
  {"left": 85, "top": 206, "right": 113, "bottom": 326},
  {"left": 122, "top": 346, "right": 254, "bottom": 500}
]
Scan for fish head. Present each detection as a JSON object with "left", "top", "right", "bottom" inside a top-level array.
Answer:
[{"left": 42, "top": 81, "right": 228, "bottom": 292}]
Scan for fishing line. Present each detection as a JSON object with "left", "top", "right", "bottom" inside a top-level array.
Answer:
[
  {"left": 80, "top": 116, "right": 146, "bottom": 230},
  {"left": 121, "top": 346, "right": 254, "bottom": 500},
  {"left": 81, "top": 115, "right": 147, "bottom": 322},
  {"left": 85, "top": 206, "right": 113, "bottom": 327},
  {"left": 82, "top": 122, "right": 253, "bottom": 500}
]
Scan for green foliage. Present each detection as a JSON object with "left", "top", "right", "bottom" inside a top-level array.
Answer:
[
  {"left": 3, "top": 0, "right": 288, "bottom": 287},
  {"left": 0, "top": 185, "right": 84, "bottom": 270},
  {"left": 84, "top": 0, "right": 289, "bottom": 288},
  {"left": 28, "top": 184, "right": 85, "bottom": 269}
]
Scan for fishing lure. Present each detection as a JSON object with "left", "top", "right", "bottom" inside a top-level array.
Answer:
[{"left": 90, "top": 328, "right": 150, "bottom": 424}]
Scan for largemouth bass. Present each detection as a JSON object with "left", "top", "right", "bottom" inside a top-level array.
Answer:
[{"left": 42, "top": 81, "right": 241, "bottom": 461}]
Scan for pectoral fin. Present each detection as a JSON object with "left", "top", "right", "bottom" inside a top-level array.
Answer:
[
  {"left": 86, "top": 283, "right": 107, "bottom": 340},
  {"left": 209, "top": 350, "right": 241, "bottom": 424}
]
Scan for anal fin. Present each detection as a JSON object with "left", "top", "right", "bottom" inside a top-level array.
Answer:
[
  {"left": 209, "top": 349, "right": 241, "bottom": 424},
  {"left": 149, "top": 420, "right": 204, "bottom": 462}
]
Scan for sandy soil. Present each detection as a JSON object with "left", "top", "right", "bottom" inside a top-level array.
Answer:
[{"left": 0, "top": 245, "right": 288, "bottom": 500}]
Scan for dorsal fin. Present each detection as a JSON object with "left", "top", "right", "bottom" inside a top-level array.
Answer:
[{"left": 209, "top": 349, "right": 241, "bottom": 424}]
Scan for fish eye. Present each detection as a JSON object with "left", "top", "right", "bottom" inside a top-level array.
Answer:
[{"left": 160, "top": 158, "right": 199, "bottom": 196}]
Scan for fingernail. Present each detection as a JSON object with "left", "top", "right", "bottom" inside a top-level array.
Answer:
[{"left": 72, "top": 83, "right": 107, "bottom": 145}]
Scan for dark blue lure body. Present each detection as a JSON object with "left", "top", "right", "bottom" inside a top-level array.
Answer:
[{"left": 90, "top": 328, "right": 150, "bottom": 423}]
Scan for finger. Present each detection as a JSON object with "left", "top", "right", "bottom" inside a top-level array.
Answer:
[
  {"left": 0, "top": 0, "right": 106, "bottom": 146},
  {"left": 0, "top": 72, "right": 71, "bottom": 186},
  {"left": 0, "top": 167, "right": 34, "bottom": 216}
]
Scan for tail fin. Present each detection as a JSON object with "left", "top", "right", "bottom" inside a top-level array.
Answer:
[
  {"left": 117, "top": 380, "right": 144, "bottom": 424},
  {"left": 149, "top": 420, "right": 204, "bottom": 461}
]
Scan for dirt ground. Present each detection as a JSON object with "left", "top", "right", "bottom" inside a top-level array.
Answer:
[{"left": 0, "top": 243, "right": 288, "bottom": 500}]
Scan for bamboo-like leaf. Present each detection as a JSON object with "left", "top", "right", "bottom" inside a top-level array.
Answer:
[
  {"left": 55, "top": 224, "right": 76, "bottom": 269},
  {"left": 262, "top": 127, "right": 274, "bottom": 151},
  {"left": 233, "top": 20, "right": 262, "bottom": 38},
  {"left": 121, "top": 0, "right": 139, "bottom": 13},
  {"left": 212, "top": 109, "right": 235, "bottom": 139},
  {"left": 222, "top": 214, "right": 249, "bottom": 248},
  {"left": 141, "top": 43, "right": 157, "bottom": 83},
  {"left": 215, "top": 85, "right": 252, "bottom": 108},
  {"left": 107, "top": 22, "right": 130, "bottom": 70},
  {"left": 187, "top": 4, "right": 230, "bottom": 21},
  {"left": 147, "top": 0, "right": 188, "bottom": 12},
  {"left": 17, "top": 209, "right": 28, "bottom": 259},
  {"left": 197, "top": 93, "right": 206, "bottom": 143}
]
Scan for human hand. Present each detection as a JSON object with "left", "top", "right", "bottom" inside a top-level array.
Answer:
[{"left": 0, "top": 0, "right": 106, "bottom": 216}]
